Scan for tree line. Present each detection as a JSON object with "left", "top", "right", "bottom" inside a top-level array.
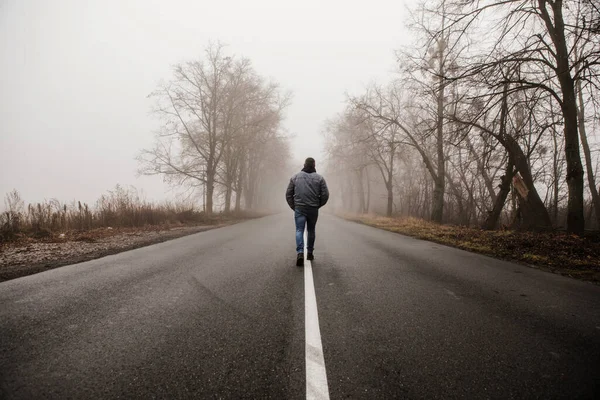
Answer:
[
  {"left": 138, "top": 43, "right": 291, "bottom": 215},
  {"left": 325, "top": 0, "right": 600, "bottom": 235}
]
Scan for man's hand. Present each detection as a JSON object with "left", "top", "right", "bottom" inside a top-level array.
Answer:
[{"left": 286, "top": 177, "right": 295, "bottom": 210}]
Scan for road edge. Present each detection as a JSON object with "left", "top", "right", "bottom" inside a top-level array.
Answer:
[
  {"left": 336, "top": 214, "right": 600, "bottom": 285},
  {"left": 0, "top": 218, "right": 255, "bottom": 282}
]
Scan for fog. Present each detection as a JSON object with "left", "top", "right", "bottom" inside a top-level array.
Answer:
[{"left": 0, "top": 0, "right": 411, "bottom": 205}]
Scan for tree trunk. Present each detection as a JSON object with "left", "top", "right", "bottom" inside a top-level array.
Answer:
[
  {"left": 431, "top": 177, "right": 444, "bottom": 223},
  {"left": 234, "top": 178, "right": 243, "bottom": 213},
  {"left": 489, "top": 81, "right": 552, "bottom": 231},
  {"left": 559, "top": 64, "right": 585, "bottom": 235},
  {"left": 505, "top": 136, "right": 552, "bottom": 230},
  {"left": 552, "top": 126, "right": 560, "bottom": 224},
  {"left": 386, "top": 145, "right": 395, "bottom": 217},
  {"left": 234, "top": 192, "right": 242, "bottom": 213},
  {"left": 445, "top": 172, "right": 466, "bottom": 224},
  {"left": 234, "top": 155, "right": 246, "bottom": 213},
  {"left": 431, "top": 52, "right": 446, "bottom": 223},
  {"left": 386, "top": 182, "right": 393, "bottom": 217},
  {"left": 576, "top": 78, "right": 600, "bottom": 229},
  {"left": 483, "top": 158, "right": 515, "bottom": 230},
  {"left": 466, "top": 136, "right": 496, "bottom": 204},
  {"left": 204, "top": 150, "right": 217, "bottom": 215},
  {"left": 245, "top": 170, "right": 258, "bottom": 210},
  {"left": 365, "top": 168, "right": 371, "bottom": 213},
  {"left": 205, "top": 173, "right": 215, "bottom": 215},
  {"left": 356, "top": 167, "right": 366, "bottom": 214},
  {"left": 224, "top": 186, "right": 232, "bottom": 214},
  {"left": 539, "top": 0, "right": 585, "bottom": 234}
]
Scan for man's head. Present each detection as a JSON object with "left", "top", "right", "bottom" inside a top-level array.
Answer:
[{"left": 304, "top": 157, "right": 316, "bottom": 169}]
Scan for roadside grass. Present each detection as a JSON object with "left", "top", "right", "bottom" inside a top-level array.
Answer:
[
  {"left": 341, "top": 213, "right": 600, "bottom": 283},
  {"left": 1, "top": 187, "right": 265, "bottom": 244},
  {"left": 0, "top": 188, "right": 269, "bottom": 281},
  {"left": 1, "top": 212, "right": 259, "bottom": 247}
]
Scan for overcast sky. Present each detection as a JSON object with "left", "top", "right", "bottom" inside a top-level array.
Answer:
[{"left": 0, "top": 0, "right": 412, "bottom": 205}]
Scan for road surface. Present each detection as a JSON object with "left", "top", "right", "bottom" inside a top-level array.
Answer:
[{"left": 1, "top": 214, "right": 599, "bottom": 399}]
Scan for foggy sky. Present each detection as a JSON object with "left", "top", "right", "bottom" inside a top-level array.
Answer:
[{"left": 0, "top": 0, "right": 411, "bottom": 205}]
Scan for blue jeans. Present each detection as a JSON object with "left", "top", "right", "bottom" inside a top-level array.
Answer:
[{"left": 295, "top": 208, "right": 318, "bottom": 254}]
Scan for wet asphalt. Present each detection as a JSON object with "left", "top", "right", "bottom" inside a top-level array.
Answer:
[{"left": 1, "top": 213, "right": 599, "bottom": 399}]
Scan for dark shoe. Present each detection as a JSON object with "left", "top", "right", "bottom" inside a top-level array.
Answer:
[
  {"left": 296, "top": 253, "right": 304, "bottom": 267},
  {"left": 307, "top": 252, "right": 314, "bottom": 261}
]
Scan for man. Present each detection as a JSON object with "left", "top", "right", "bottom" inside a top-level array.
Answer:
[{"left": 286, "top": 157, "right": 329, "bottom": 266}]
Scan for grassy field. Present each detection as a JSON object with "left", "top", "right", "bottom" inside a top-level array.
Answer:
[
  {"left": 1, "top": 187, "right": 261, "bottom": 243},
  {"left": 342, "top": 213, "right": 600, "bottom": 284}
]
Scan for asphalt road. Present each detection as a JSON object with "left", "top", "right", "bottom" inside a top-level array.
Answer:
[{"left": 1, "top": 213, "right": 599, "bottom": 399}]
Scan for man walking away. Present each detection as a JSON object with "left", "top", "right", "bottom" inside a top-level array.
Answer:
[{"left": 286, "top": 157, "right": 329, "bottom": 267}]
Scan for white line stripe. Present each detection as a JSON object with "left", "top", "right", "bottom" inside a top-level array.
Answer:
[{"left": 304, "top": 230, "right": 330, "bottom": 400}]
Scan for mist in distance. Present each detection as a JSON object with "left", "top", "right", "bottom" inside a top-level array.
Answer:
[
  {"left": 3, "top": 0, "right": 597, "bottom": 236},
  {"left": 0, "top": 0, "right": 411, "bottom": 208}
]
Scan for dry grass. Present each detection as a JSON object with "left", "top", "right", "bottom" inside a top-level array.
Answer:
[
  {"left": 0, "top": 187, "right": 259, "bottom": 243},
  {"left": 342, "top": 213, "right": 600, "bottom": 283}
]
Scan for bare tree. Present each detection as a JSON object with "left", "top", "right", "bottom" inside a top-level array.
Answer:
[
  {"left": 447, "top": 0, "right": 600, "bottom": 234},
  {"left": 352, "top": 83, "right": 450, "bottom": 221},
  {"left": 219, "top": 74, "right": 288, "bottom": 213},
  {"left": 324, "top": 111, "right": 374, "bottom": 214},
  {"left": 139, "top": 43, "right": 290, "bottom": 214},
  {"left": 321, "top": 0, "right": 599, "bottom": 234}
]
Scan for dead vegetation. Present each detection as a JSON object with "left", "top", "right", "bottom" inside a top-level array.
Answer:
[
  {"left": 0, "top": 187, "right": 264, "bottom": 281},
  {"left": 342, "top": 214, "right": 600, "bottom": 283},
  {"left": 0, "top": 187, "right": 253, "bottom": 243}
]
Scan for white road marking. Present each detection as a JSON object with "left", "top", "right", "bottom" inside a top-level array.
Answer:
[{"left": 304, "top": 230, "right": 330, "bottom": 400}]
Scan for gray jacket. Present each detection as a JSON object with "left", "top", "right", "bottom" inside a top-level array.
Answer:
[{"left": 286, "top": 171, "right": 329, "bottom": 210}]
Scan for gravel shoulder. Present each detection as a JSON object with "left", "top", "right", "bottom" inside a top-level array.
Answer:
[{"left": 0, "top": 221, "right": 245, "bottom": 282}]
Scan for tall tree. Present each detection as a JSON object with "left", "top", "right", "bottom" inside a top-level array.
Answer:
[
  {"left": 139, "top": 44, "right": 289, "bottom": 214},
  {"left": 449, "top": 0, "right": 600, "bottom": 234}
]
